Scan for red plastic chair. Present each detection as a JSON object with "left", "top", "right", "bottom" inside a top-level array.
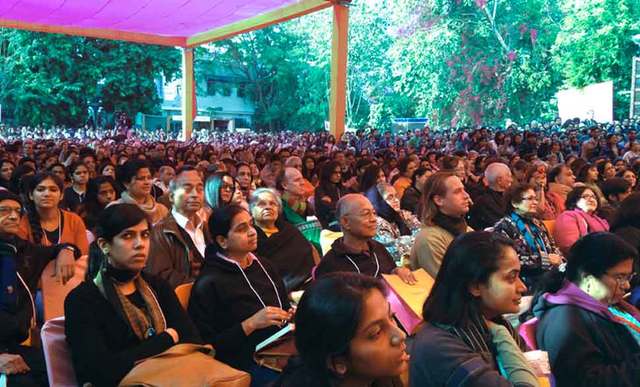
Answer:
[{"left": 40, "top": 317, "right": 78, "bottom": 387}]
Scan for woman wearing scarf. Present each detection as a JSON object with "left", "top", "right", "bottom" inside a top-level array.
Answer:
[
  {"left": 493, "top": 184, "right": 563, "bottom": 292},
  {"left": 64, "top": 204, "right": 201, "bottom": 387},
  {"left": 411, "top": 232, "right": 538, "bottom": 386},
  {"left": 532, "top": 232, "right": 640, "bottom": 386},
  {"left": 111, "top": 160, "right": 168, "bottom": 225},
  {"left": 366, "top": 182, "right": 421, "bottom": 265}
]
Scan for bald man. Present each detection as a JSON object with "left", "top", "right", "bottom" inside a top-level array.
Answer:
[
  {"left": 468, "top": 162, "right": 513, "bottom": 230},
  {"left": 315, "top": 194, "right": 416, "bottom": 284}
]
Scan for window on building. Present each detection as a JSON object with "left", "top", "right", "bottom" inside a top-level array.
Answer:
[{"left": 206, "top": 79, "right": 217, "bottom": 95}]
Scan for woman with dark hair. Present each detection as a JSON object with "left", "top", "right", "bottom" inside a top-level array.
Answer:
[
  {"left": 204, "top": 171, "right": 243, "bottom": 211},
  {"left": 47, "top": 162, "right": 68, "bottom": 187},
  {"left": 554, "top": 186, "right": 609, "bottom": 255},
  {"left": 189, "top": 205, "right": 293, "bottom": 385},
  {"left": 0, "top": 159, "right": 15, "bottom": 190},
  {"left": 359, "top": 164, "right": 386, "bottom": 194},
  {"left": 62, "top": 161, "right": 89, "bottom": 213},
  {"left": 314, "top": 161, "right": 347, "bottom": 231},
  {"left": 531, "top": 232, "right": 640, "bottom": 386},
  {"left": 597, "top": 160, "right": 617, "bottom": 182},
  {"left": 493, "top": 184, "right": 563, "bottom": 291},
  {"left": 411, "top": 232, "right": 538, "bottom": 386},
  {"left": 111, "top": 160, "right": 168, "bottom": 225},
  {"left": 524, "top": 164, "right": 556, "bottom": 220},
  {"left": 366, "top": 182, "right": 420, "bottom": 264},
  {"left": 400, "top": 166, "right": 432, "bottom": 215},
  {"left": 546, "top": 164, "right": 575, "bottom": 214},
  {"left": 80, "top": 176, "right": 119, "bottom": 234},
  {"left": 301, "top": 156, "right": 318, "bottom": 186},
  {"left": 17, "top": 172, "right": 89, "bottom": 255},
  {"left": 576, "top": 162, "right": 606, "bottom": 204},
  {"left": 618, "top": 167, "right": 637, "bottom": 191},
  {"left": 611, "top": 193, "right": 640, "bottom": 253},
  {"left": 9, "top": 164, "right": 35, "bottom": 197},
  {"left": 64, "top": 203, "right": 202, "bottom": 386},
  {"left": 390, "top": 158, "right": 418, "bottom": 199},
  {"left": 276, "top": 273, "right": 409, "bottom": 387}
]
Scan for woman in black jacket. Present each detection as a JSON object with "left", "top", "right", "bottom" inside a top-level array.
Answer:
[
  {"left": 531, "top": 232, "right": 640, "bottom": 386},
  {"left": 610, "top": 193, "right": 640, "bottom": 307},
  {"left": 64, "top": 203, "right": 201, "bottom": 387},
  {"left": 188, "top": 204, "right": 294, "bottom": 386}
]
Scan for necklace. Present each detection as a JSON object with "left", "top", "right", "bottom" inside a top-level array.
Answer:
[
  {"left": 216, "top": 252, "right": 283, "bottom": 309},
  {"left": 345, "top": 252, "right": 380, "bottom": 277},
  {"left": 41, "top": 209, "right": 62, "bottom": 245}
]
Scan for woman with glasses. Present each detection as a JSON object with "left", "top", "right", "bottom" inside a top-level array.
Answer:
[
  {"left": 531, "top": 232, "right": 640, "bottom": 386},
  {"left": 493, "top": 184, "right": 563, "bottom": 291},
  {"left": 554, "top": 186, "right": 609, "bottom": 255},
  {"left": 524, "top": 164, "right": 557, "bottom": 220},
  {"left": 204, "top": 172, "right": 246, "bottom": 211}
]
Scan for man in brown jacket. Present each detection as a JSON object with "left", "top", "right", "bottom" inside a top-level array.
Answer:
[{"left": 146, "top": 166, "right": 211, "bottom": 288}]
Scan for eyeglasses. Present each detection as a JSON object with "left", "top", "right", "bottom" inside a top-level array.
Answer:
[
  {"left": 581, "top": 194, "right": 597, "bottom": 200},
  {"left": 220, "top": 183, "right": 234, "bottom": 191},
  {"left": 521, "top": 196, "right": 538, "bottom": 202},
  {"left": 0, "top": 206, "right": 24, "bottom": 217},
  {"left": 604, "top": 272, "right": 637, "bottom": 285}
]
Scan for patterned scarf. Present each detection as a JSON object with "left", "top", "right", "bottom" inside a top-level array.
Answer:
[
  {"left": 510, "top": 212, "right": 550, "bottom": 266},
  {"left": 94, "top": 269, "right": 166, "bottom": 341}
]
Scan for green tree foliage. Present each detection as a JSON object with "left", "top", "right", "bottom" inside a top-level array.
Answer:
[
  {"left": 553, "top": 0, "right": 640, "bottom": 118},
  {"left": 0, "top": 29, "right": 180, "bottom": 126}
]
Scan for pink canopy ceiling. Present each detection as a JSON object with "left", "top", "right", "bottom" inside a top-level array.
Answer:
[{"left": 0, "top": 0, "right": 332, "bottom": 46}]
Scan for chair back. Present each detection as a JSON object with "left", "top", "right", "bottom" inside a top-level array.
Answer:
[
  {"left": 40, "top": 317, "right": 78, "bottom": 387},
  {"left": 519, "top": 317, "right": 539, "bottom": 350},
  {"left": 320, "top": 229, "right": 343, "bottom": 256},
  {"left": 41, "top": 255, "right": 88, "bottom": 321},
  {"left": 175, "top": 282, "right": 194, "bottom": 310},
  {"left": 543, "top": 220, "right": 556, "bottom": 236}
]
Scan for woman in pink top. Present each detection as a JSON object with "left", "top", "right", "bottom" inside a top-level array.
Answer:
[{"left": 554, "top": 186, "right": 609, "bottom": 254}]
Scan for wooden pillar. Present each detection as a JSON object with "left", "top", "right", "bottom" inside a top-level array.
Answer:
[
  {"left": 329, "top": 3, "right": 349, "bottom": 140},
  {"left": 181, "top": 47, "right": 194, "bottom": 141}
]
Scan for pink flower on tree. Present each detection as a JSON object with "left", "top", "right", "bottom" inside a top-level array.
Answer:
[
  {"left": 475, "top": 0, "right": 487, "bottom": 8},
  {"left": 507, "top": 51, "right": 517, "bottom": 62},
  {"left": 530, "top": 28, "right": 538, "bottom": 46}
]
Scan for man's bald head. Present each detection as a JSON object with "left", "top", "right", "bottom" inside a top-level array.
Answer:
[
  {"left": 335, "top": 194, "right": 377, "bottom": 238},
  {"left": 484, "top": 162, "right": 513, "bottom": 192}
]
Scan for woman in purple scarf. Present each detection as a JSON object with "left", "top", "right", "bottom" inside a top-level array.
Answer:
[{"left": 531, "top": 232, "right": 640, "bottom": 386}]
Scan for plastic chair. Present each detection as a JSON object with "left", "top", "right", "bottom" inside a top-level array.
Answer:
[
  {"left": 519, "top": 317, "right": 539, "bottom": 350},
  {"left": 543, "top": 220, "right": 556, "bottom": 236},
  {"left": 41, "top": 255, "right": 88, "bottom": 321},
  {"left": 175, "top": 282, "right": 194, "bottom": 310},
  {"left": 319, "top": 229, "right": 343, "bottom": 256},
  {"left": 40, "top": 317, "right": 78, "bottom": 387}
]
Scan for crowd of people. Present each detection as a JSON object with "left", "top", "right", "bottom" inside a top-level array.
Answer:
[{"left": 1, "top": 115, "right": 640, "bottom": 386}]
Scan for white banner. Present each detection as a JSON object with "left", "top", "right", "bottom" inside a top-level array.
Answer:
[{"left": 556, "top": 81, "right": 613, "bottom": 123}]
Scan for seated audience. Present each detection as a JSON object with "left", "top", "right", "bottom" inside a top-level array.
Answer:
[
  {"left": 0, "top": 190, "right": 78, "bottom": 387},
  {"left": 79, "top": 175, "right": 119, "bottom": 234},
  {"left": 493, "top": 184, "right": 563, "bottom": 291},
  {"left": 278, "top": 167, "right": 322, "bottom": 252},
  {"left": 250, "top": 188, "right": 317, "bottom": 292},
  {"left": 276, "top": 273, "right": 409, "bottom": 387},
  {"left": 62, "top": 161, "right": 89, "bottom": 213},
  {"left": 366, "top": 182, "right": 420, "bottom": 264},
  {"left": 532, "top": 232, "right": 640, "bottom": 386},
  {"left": 146, "top": 166, "right": 211, "bottom": 288},
  {"left": 468, "top": 162, "right": 513, "bottom": 230},
  {"left": 598, "top": 177, "right": 632, "bottom": 223},
  {"left": 554, "top": 186, "right": 609, "bottom": 254},
  {"left": 65, "top": 203, "right": 201, "bottom": 386},
  {"left": 391, "top": 157, "right": 418, "bottom": 199},
  {"left": 315, "top": 194, "right": 415, "bottom": 284},
  {"left": 524, "top": 163, "right": 556, "bottom": 220},
  {"left": 314, "top": 161, "right": 347, "bottom": 231},
  {"left": 112, "top": 160, "right": 168, "bottom": 225},
  {"left": 411, "top": 232, "right": 538, "bottom": 386},
  {"left": 18, "top": 172, "right": 89, "bottom": 255},
  {"left": 400, "top": 166, "right": 432, "bottom": 215},
  {"left": 546, "top": 164, "right": 575, "bottom": 214},
  {"left": 204, "top": 171, "right": 245, "bottom": 211},
  {"left": 188, "top": 205, "right": 294, "bottom": 385},
  {"left": 410, "top": 171, "right": 472, "bottom": 278}
]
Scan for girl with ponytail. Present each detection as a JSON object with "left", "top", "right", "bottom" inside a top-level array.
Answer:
[
  {"left": 17, "top": 172, "right": 89, "bottom": 255},
  {"left": 531, "top": 232, "right": 640, "bottom": 386}
]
